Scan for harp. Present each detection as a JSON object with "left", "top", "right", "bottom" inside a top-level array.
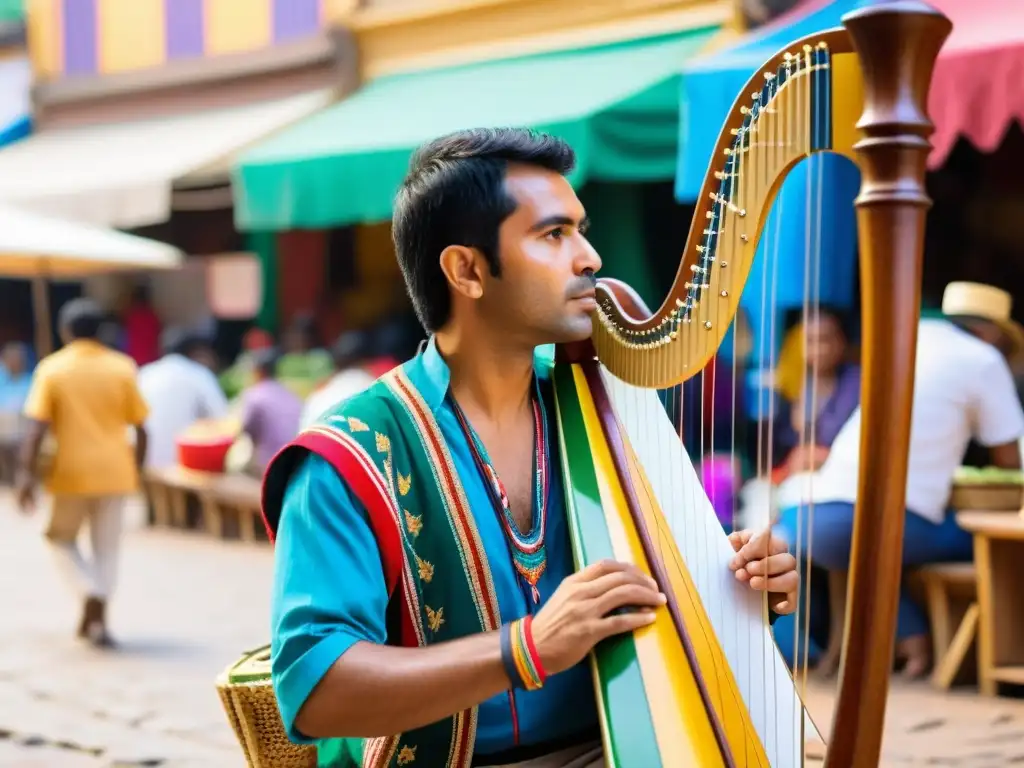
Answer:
[{"left": 552, "top": 2, "right": 952, "bottom": 767}]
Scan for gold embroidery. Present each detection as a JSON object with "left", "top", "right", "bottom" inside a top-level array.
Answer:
[
  {"left": 405, "top": 510, "right": 422, "bottom": 538},
  {"left": 416, "top": 555, "right": 434, "bottom": 583},
  {"left": 374, "top": 432, "right": 397, "bottom": 497},
  {"left": 346, "top": 417, "right": 369, "bottom": 432},
  {"left": 397, "top": 745, "right": 417, "bottom": 765},
  {"left": 397, "top": 473, "right": 411, "bottom": 496},
  {"left": 425, "top": 606, "right": 445, "bottom": 633}
]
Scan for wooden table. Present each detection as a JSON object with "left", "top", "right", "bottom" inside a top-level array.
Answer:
[
  {"left": 145, "top": 466, "right": 264, "bottom": 542},
  {"left": 955, "top": 511, "right": 1024, "bottom": 695}
]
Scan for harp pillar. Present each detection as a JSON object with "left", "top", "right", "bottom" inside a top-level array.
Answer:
[{"left": 827, "top": 3, "right": 953, "bottom": 768}]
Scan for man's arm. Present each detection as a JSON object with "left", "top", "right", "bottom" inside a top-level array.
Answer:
[
  {"left": 272, "top": 453, "right": 511, "bottom": 741},
  {"left": 16, "top": 418, "right": 47, "bottom": 491},
  {"left": 970, "top": 350, "right": 1024, "bottom": 470},
  {"left": 274, "top": 454, "right": 662, "bottom": 742},
  {"left": 125, "top": 371, "right": 150, "bottom": 468},
  {"left": 15, "top": 367, "right": 52, "bottom": 508},
  {"left": 133, "top": 426, "right": 148, "bottom": 469}
]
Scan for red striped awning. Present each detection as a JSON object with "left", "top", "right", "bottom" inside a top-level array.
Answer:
[{"left": 927, "top": 0, "right": 1024, "bottom": 167}]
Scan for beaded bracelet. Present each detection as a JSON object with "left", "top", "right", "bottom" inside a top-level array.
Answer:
[{"left": 500, "top": 616, "right": 547, "bottom": 691}]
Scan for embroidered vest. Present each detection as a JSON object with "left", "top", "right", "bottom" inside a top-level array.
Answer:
[{"left": 262, "top": 364, "right": 502, "bottom": 768}]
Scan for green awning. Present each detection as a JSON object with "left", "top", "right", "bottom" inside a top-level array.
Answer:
[
  {"left": 233, "top": 28, "right": 716, "bottom": 231},
  {"left": 0, "top": 0, "right": 23, "bottom": 23}
]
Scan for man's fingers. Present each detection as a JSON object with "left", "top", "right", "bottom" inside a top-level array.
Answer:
[
  {"left": 770, "top": 597, "right": 796, "bottom": 615},
  {"left": 739, "top": 532, "right": 787, "bottom": 558},
  {"left": 578, "top": 566, "right": 657, "bottom": 598},
  {"left": 731, "top": 530, "right": 787, "bottom": 569},
  {"left": 593, "top": 610, "right": 658, "bottom": 640},
  {"left": 747, "top": 571, "right": 799, "bottom": 594},
  {"left": 739, "top": 554, "right": 797, "bottom": 578},
  {"left": 575, "top": 559, "right": 644, "bottom": 583},
  {"left": 592, "top": 584, "right": 666, "bottom": 617},
  {"left": 727, "top": 530, "right": 753, "bottom": 553}
]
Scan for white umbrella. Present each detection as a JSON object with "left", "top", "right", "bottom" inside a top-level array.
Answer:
[
  {"left": 0, "top": 204, "right": 184, "bottom": 354},
  {"left": 0, "top": 204, "right": 182, "bottom": 277}
]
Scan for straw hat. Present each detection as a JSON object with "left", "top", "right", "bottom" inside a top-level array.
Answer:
[{"left": 941, "top": 281, "right": 1024, "bottom": 354}]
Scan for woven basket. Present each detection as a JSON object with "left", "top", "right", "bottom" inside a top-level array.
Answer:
[
  {"left": 216, "top": 645, "right": 317, "bottom": 768},
  {"left": 950, "top": 483, "right": 1023, "bottom": 512}
]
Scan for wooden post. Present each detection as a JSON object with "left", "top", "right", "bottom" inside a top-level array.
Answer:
[{"left": 31, "top": 276, "right": 52, "bottom": 358}]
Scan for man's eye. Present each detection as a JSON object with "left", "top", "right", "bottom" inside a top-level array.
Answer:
[{"left": 545, "top": 228, "right": 565, "bottom": 240}]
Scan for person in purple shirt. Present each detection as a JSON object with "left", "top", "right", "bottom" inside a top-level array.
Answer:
[
  {"left": 769, "top": 309, "right": 861, "bottom": 480},
  {"left": 240, "top": 348, "right": 303, "bottom": 474}
]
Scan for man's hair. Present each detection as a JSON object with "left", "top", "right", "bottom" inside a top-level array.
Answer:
[
  {"left": 392, "top": 127, "right": 576, "bottom": 332},
  {"left": 58, "top": 298, "right": 104, "bottom": 340},
  {"left": 162, "top": 327, "right": 212, "bottom": 359},
  {"left": 251, "top": 347, "right": 280, "bottom": 378},
  {"left": 330, "top": 331, "right": 372, "bottom": 369}
]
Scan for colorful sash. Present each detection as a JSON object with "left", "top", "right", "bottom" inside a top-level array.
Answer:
[{"left": 262, "top": 365, "right": 502, "bottom": 768}]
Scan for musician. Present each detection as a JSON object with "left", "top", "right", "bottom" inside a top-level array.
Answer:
[
  {"left": 777, "top": 281, "right": 1024, "bottom": 678},
  {"left": 261, "top": 128, "right": 799, "bottom": 768}
]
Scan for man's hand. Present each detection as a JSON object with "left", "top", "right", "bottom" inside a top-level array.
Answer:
[
  {"left": 14, "top": 475, "right": 35, "bottom": 514},
  {"left": 531, "top": 560, "right": 666, "bottom": 675},
  {"left": 728, "top": 528, "right": 798, "bottom": 615},
  {"left": 785, "top": 444, "right": 830, "bottom": 474}
]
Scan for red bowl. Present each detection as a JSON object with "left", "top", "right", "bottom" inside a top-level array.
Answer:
[{"left": 177, "top": 436, "right": 234, "bottom": 473}]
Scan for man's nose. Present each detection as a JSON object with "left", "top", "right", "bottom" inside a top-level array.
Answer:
[{"left": 576, "top": 236, "right": 602, "bottom": 275}]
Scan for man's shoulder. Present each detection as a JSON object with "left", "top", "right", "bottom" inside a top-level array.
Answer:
[
  {"left": 918, "top": 320, "right": 1007, "bottom": 396},
  {"left": 95, "top": 346, "right": 141, "bottom": 374},
  {"left": 920, "top": 319, "right": 1002, "bottom": 363}
]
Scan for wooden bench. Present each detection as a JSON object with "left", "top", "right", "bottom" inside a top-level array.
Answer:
[
  {"left": 145, "top": 467, "right": 265, "bottom": 542},
  {"left": 815, "top": 564, "right": 978, "bottom": 688},
  {"left": 917, "top": 562, "right": 978, "bottom": 690}
]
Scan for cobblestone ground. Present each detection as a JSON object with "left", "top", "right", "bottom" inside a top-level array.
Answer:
[
  {"left": 2, "top": 490, "right": 1024, "bottom": 767},
  {"left": 0, "top": 491, "right": 266, "bottom": 767}
]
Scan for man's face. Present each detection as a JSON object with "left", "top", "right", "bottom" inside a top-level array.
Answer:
[
  {"left": 2, "top": 345, "right": 23, "bottom": 374},
  {"left": 477, "top": 165, "right": 602, "bottom": 346},
  {"left": 804, "top": 314, "right": 845, "bottom": 373}
]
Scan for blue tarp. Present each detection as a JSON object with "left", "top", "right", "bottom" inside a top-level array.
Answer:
[
  {"left": 676, "top": 0, "right": 868, "bottom": 199},
  {"left": 675, "top": 0, "right": 871, "bottom": 376},
  {"left": 0, "top": 56, "right": 30, "bottom": 149},
  {"left": 0, "top": 113, "right": 29, "bottom": 147}
]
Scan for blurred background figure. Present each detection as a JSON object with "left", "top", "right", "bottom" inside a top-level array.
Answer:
[
  {"left": 121, "top": 284, "right": 162, "bottom": 368},
  {"left": 771, "top": 308, "right": 860, "bottom": 490},
  {"left": 276, "top": 313, "right": 333, "bottom": 390},
  {"left": 219, "top": 327, "right": 275, "bottom": 400},
  {"left": 0, "top": 340, "right": 31, "bottom": 482},
  {"left": 138, "top": 328, "right": 229, "bottom": 470},
  {"left": 239, "top": 347, "right": 301, "bottom": 477},
  {"left": 15, "top": 298, "right": 149, "bottom": 648},
  {"left": 300, "top": 330, "right": 376, "bottom": 429}
]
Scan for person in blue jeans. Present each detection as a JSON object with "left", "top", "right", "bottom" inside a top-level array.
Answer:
[
  {"left": 773, "top": 501, "right": 974, "bottom": 675},
  {"left": 772, "top": 284, "right": 1024, "bottom": 678}
]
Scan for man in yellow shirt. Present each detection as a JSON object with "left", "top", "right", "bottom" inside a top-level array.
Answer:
[{"left": 16, "top": 298, "right": 149, "bottom": 647}]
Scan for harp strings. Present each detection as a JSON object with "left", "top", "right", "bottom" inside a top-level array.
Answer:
[{"left": 603, "top": 45, "right": 832, "bottom": 765}]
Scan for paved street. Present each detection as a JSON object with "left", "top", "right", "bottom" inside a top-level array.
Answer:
[
  {"left": 0, "top": 491, "right": 266, "bottom": 767},
  {"left": 2, "top": 489, "right": 1024, "bottom": 767}
]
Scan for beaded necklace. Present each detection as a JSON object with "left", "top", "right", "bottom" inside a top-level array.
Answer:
[{"left": 451, "top": 379, "right": 550, "bottom": 604}]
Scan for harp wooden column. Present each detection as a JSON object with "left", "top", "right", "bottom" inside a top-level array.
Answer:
[{"left": 827, "top": 4, "right": 952, "bottom": 768}]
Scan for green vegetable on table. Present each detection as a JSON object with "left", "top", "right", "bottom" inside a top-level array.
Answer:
[{"left": 954, "top": 466, "right": 1024, "bottom": 485}]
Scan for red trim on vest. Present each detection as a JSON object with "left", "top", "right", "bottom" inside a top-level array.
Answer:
[{"left": 260, "top": 432, "right": 419, "bottom": 647}]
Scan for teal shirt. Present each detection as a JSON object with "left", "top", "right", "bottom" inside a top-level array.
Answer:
[{"left": 270, "top": 339, "right": 598, "bottom": 756}]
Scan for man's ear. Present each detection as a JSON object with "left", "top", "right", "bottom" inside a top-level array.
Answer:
[{"left": 439, "top": 245, "right": 487, "bottom": 301}]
